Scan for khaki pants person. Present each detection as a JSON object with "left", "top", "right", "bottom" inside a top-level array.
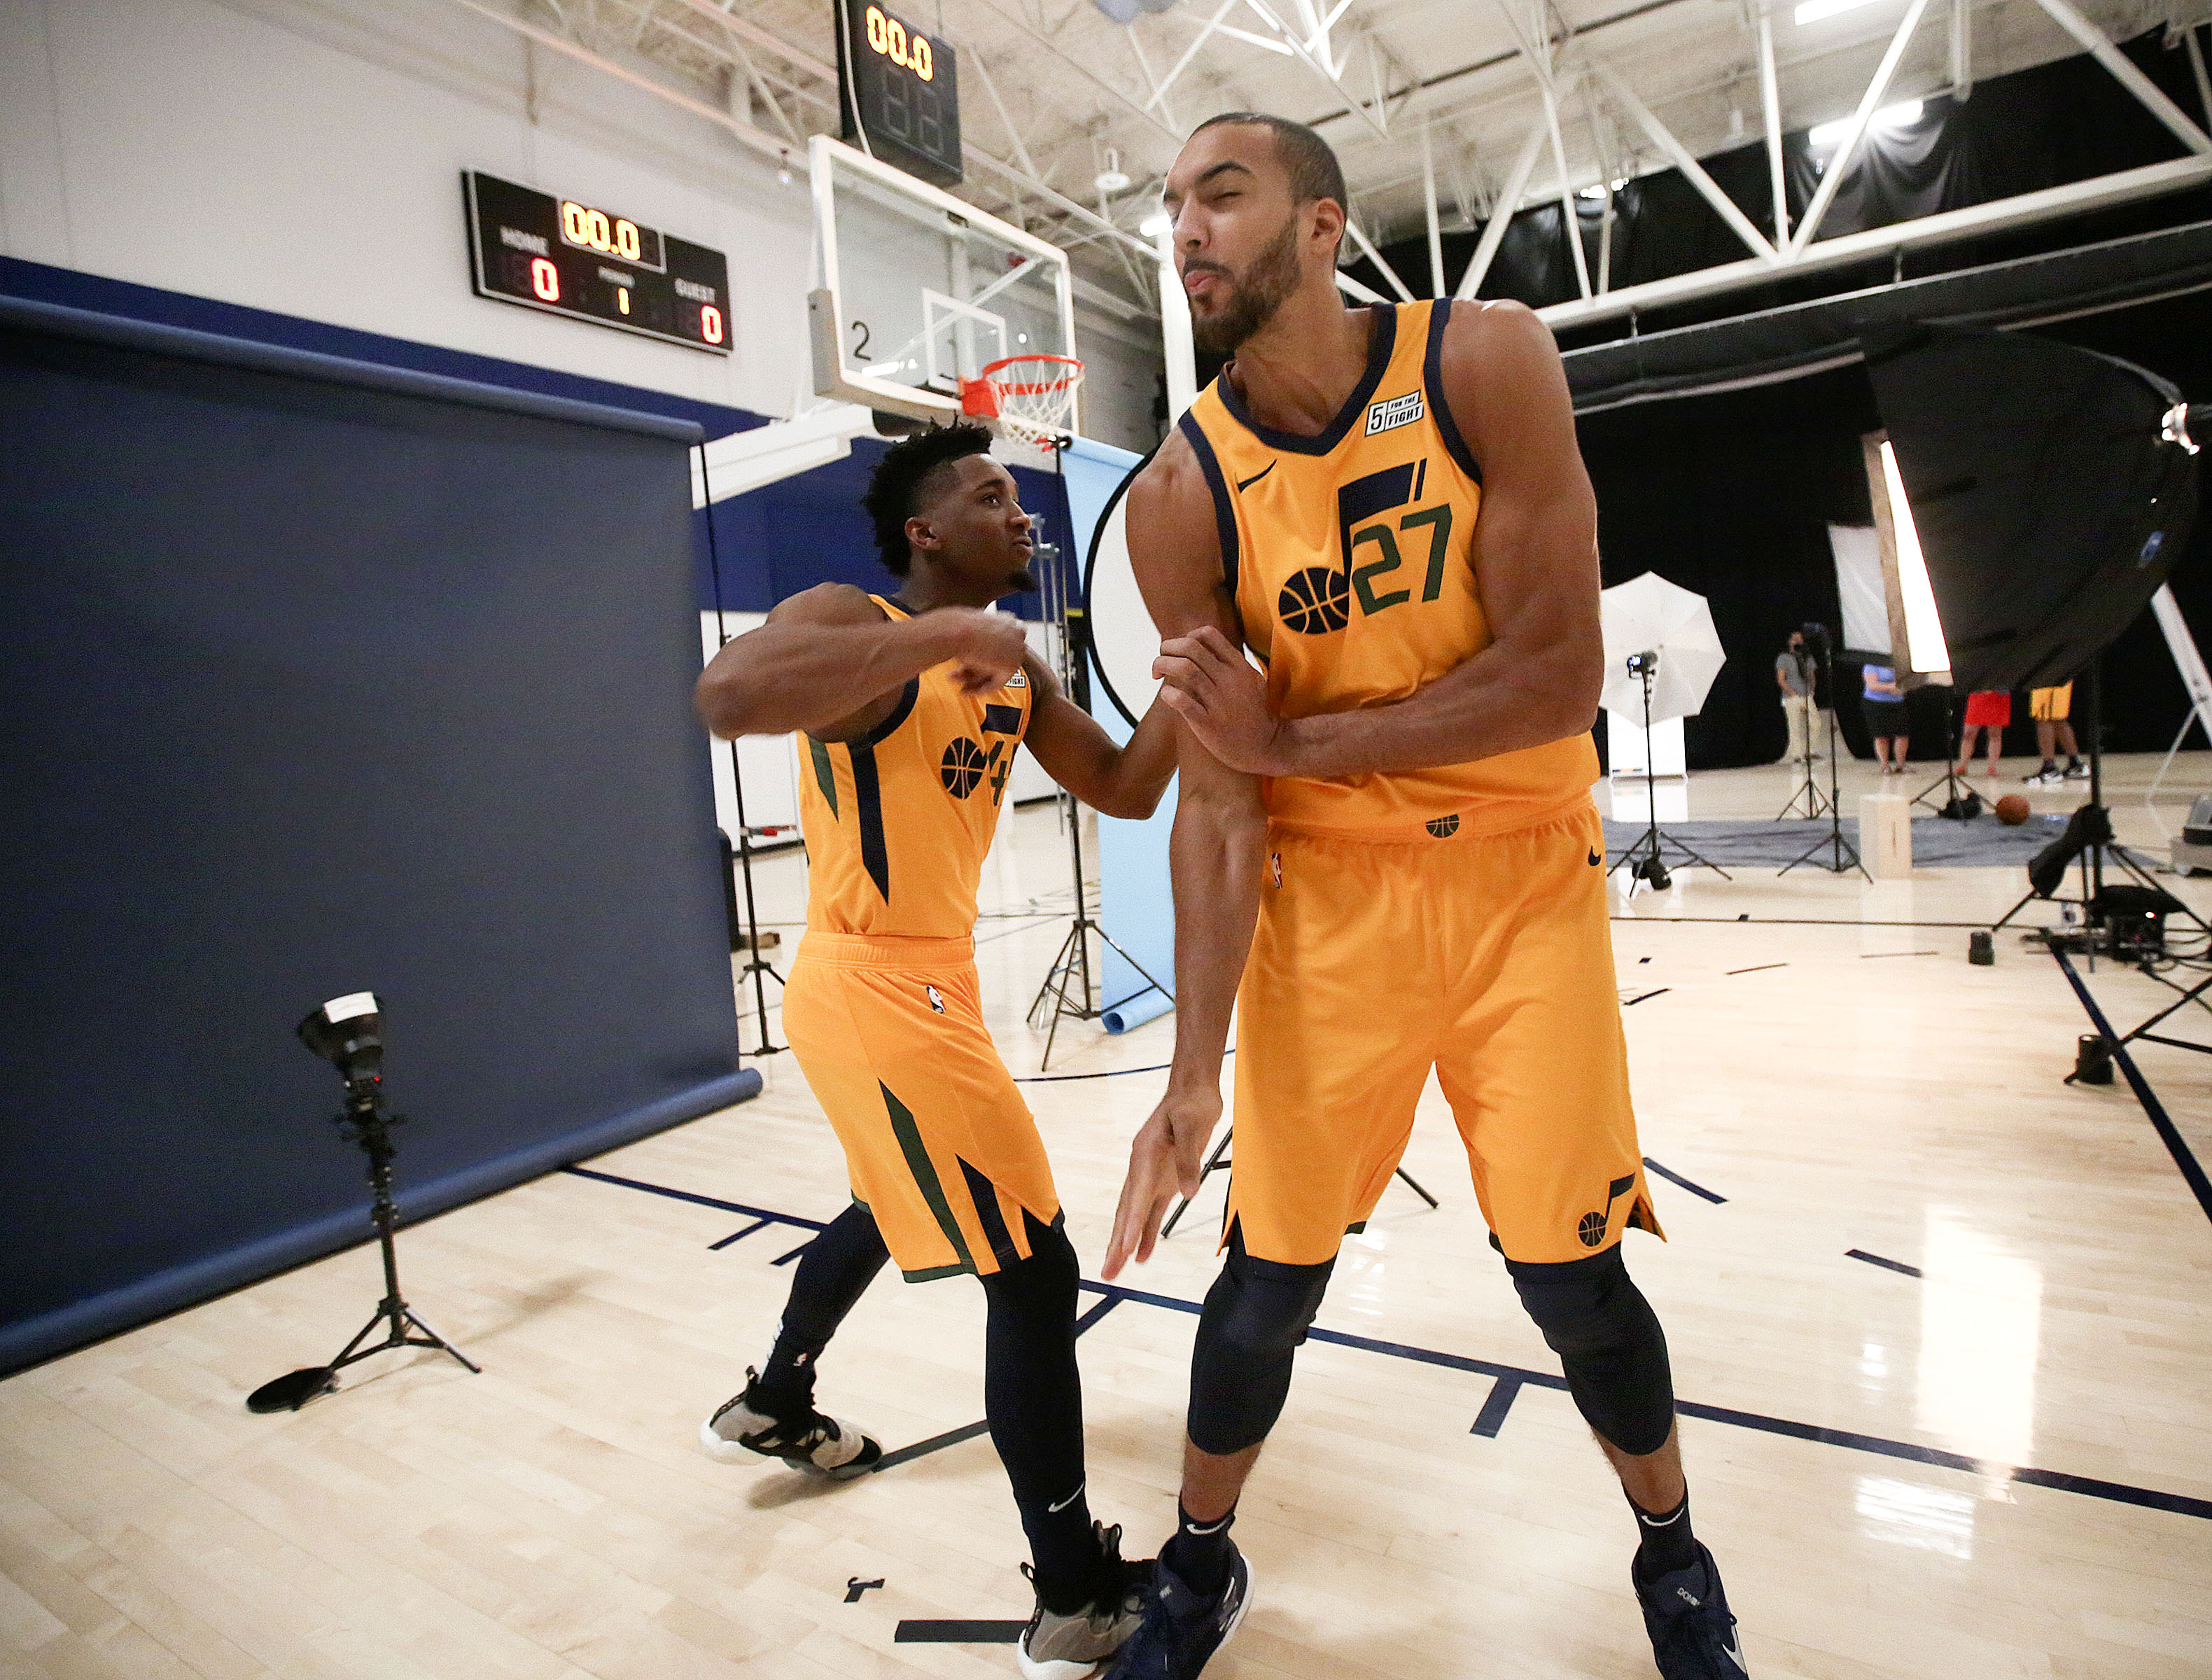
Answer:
[{"left": 1783, "top": 694, "right": 1825, "bottom": 762}]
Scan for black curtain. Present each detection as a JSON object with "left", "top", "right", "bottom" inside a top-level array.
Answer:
[{"left": 1575, "top": 290, "right": 2212, "bottom": 769}]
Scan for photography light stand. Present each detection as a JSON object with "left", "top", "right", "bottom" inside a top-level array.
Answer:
[
  {"left": 1779, "top": 636, "right": 1869, "bottom": 879},
  {"left": 1991, "top": 664, "right": 2205, "bottom": 951},
  {"left": 1018, "top": 513, "right": 1176, "bottom": 1070},
  {"left": 1910, "top": 688, "right": 1982, "bottom": 820},
  {"left": 1774, "top": 645, "right": 1833, "bottom": 820},
  {"left": 248, "top": 998, "right": 477, "bottom": 1413},
  {"left": 1611, "top": 652, "right": 1730, "bottom": 891}
]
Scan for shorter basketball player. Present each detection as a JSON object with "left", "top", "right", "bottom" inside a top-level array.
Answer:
[{"left": 693, "top": 425, "right": 1178, "bottom": 1677}]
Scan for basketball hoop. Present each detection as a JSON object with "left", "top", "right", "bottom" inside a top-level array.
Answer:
[{"left": 963, "top": 354, "right": 1083, "bottom": 450}]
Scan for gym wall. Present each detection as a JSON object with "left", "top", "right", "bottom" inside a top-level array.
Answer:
[
  {"left": 0, "top": 298, "right": 750, "bottom": 1374},
  {"left": 0, "top": 0, "right": 1163, "bottom": 451}
]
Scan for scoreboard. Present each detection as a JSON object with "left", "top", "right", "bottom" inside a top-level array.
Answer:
[
  {"left": 837, "top": 1, "right": 963, "bottom": 189},
  {"left": 463, "top": 172, "right": 732, "bottom": 356}
]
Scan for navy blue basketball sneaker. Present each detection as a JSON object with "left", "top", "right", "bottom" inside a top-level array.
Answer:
[
  {"left": 1100, "top": 1543, "right": 1251, "bottom": 1680},
  {"left": 1635, "top": 1543, "right": 1746, "bottom": 1676}
]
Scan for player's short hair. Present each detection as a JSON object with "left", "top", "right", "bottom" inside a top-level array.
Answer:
[
  {"left": 1190, "top": 112, "right": 1348, "bottom": 220},
  {"left": 861, "top": 422, "right": 994, "bottom": 577}
]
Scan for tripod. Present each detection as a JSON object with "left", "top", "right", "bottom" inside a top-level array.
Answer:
[
  {"left": 1611, "top": 656, "right": 1729, "bottom": 891},
  {"left": 1990, "top": 664, "right": 2204, "bottom": 955},
  {"left": 1774, "top": 651, "right": 1833, "bottom": 820},
  {"left": 1159, "top": 1124, "right": 1438, "bottom": 1238},
  {"left": 247, "top": 1084, "right": 478, "bottom": 1413},
  {"left": 1910, "top": 690, "right": 1981, "bottom": 819},
  {"left": 1779, "top": 638, "right": 1868, "bottom": 879},
  {"left": 1026, "top": 785, "right": 1175, "bottom": 1068},
  {"left": 1026, "top": 531, "right": 1172, "bottom": 1069}
]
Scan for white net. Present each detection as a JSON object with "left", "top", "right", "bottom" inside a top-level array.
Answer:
[{"left": 967, "top": 354, "right": 1083, "bottom": 448}]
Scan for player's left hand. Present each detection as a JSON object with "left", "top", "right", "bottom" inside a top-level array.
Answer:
[{"left": 1153, "top": 626, "right": 1296, "bottom": 776}]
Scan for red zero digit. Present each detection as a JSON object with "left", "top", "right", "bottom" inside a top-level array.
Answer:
[
  {"left": 700, "top": 304, "right": 724, "bottom": 344},
  {"left": 530, "top": 258, "right": 560, "bottom": 302}
]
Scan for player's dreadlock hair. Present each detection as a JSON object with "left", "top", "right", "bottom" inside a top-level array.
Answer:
[
  {"left": 861, "top": 421, "right": 995, "bottom": 577},
  {"left": 1190, "top": 111, "right": 1348, "bottom": 255}
]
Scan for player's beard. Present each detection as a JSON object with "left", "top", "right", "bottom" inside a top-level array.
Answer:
[{"left": 1188, "top": 211, "right": 1303, "bottom": 355}]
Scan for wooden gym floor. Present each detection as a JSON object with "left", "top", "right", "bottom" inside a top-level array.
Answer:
[{"left": 4, "top": 751, "right": 2209, "bottom": 1679}]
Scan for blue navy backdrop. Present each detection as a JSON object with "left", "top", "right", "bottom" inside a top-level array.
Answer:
[{"left": 0, "top": 298, "right": 750, "bottom": 1373}]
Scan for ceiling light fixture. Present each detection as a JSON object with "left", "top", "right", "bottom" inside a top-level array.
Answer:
[
  {"left": 1809, "top": 99, "right": 1923, "bottom": 148},
  {"left": 1793, "top": 0, "right": 1883, "bottom": 24},
  {"left": 1095, "top": 146, "right": 1132, "bottom": 195}
]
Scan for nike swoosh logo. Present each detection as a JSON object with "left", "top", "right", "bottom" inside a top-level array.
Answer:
[
  {"left": 1047, "top": 1481, "right": 1087, "bottom": 1513},
  {"left": 1182, "top": 1514, "right": 1233, "bottom": 1536},
  {"left": 1588, "top": 848, "right": 1603, "bottom": 866},
  {"left": 1722, "top": 1634, "right": 1746, "bottom": 1672},
  {"left": 1236, "top": 461, "right": 1276, "bottom": 491}
]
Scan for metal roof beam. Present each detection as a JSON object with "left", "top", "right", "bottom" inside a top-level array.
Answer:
[{"left": 2028, "top": 0, "right": 2212, "bottom": 153}]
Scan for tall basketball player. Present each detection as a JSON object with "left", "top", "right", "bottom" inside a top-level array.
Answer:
[
  {"left": 1100, "top": 116, "right": 1746, "bottom": 1679},
  {"left": 694, "top": 425, "right": 1178, "bottom": 1678}
]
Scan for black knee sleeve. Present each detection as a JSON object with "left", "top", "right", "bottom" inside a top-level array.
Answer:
[
  {"left": 1508, "top": 1245, "right": 1674, "bottom": 1457},
  {"left": 1186, "top": 1232, "right": 1335, "bottom": 1455}
]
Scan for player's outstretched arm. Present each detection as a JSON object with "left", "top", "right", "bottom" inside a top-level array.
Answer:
[
  {"left": 1105, "top": 436, "right": 1268, "bottom": 1279},
  {"left": 694, "top": 583, "right": 1026, "bottom": 742},
  {"left": 1018, "top": 652, "right": 1180, "bottom": 820},
  {"left": 1154, "top": 302, "right": 1603, "bottom": 780}
]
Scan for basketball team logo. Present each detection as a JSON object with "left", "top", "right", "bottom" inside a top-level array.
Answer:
[
  {"left": 1578, "top": 1173, "right": 1640, "bottom": 1247},
  {"left": 1426, "top": 814, "right": 1460, "bottom": 839},
  {"left": 941, "top": 737, "right": 988, "bottom": 797},
  {"left": 1278, "top": 565, "right": 1351, "bottom": 635}
]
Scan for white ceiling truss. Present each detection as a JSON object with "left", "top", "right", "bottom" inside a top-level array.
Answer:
[{"left": 472, "top": 0, "right": 2212, "bottom": 337}]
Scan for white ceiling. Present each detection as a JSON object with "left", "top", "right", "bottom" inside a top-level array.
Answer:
[{"left": 526, "top": 0, "right": 2212, "bottom": 310}]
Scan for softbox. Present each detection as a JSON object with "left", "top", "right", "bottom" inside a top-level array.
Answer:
[{"left": 1865, "top": 324, "right": 2200, "bottom": 693}]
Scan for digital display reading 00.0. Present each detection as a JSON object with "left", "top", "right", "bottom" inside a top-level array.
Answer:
[
  {"left": 839, "top": 1, "right": 962, "bottom": 189},
  {"left": 463, "top": 172, "right": 731, "bottom": 356}
]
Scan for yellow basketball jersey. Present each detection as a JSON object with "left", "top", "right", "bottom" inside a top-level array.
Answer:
[
  {"left": 1181, "top": 299, "right": 1599, "bottom": 836},
  {"left": 797, "top": 597, "right": 1033, "bottom": 938}
]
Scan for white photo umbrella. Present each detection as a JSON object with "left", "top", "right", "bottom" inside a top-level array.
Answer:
[
  {"left": 1600, "top": 571, "right": 1727, "bottom": 723},
  {"left": 1598, "top": 571, "right": 1728, "bottom": 888}
]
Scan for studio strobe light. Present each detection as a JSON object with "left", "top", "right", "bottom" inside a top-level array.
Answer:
[{"left": 246, "top": 993, "right": 479, "bottom": 1413}]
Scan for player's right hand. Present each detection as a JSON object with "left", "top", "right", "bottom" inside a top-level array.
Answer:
[
  {"left": 935, "top": 608, "right": 1028, "bottom": 696},
  {"left": 1103, "top": 1084, "right": 1224, "bottom": 1278}
]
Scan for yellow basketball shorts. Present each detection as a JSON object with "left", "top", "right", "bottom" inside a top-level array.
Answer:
[
  {"left": 2029, "top": 682, "right": 2073, "bottom": 722},
  {"left": 1229, "top": 802, "right": 1663, "bottom": 1268},
  {"left": 782, "top": 932, "right": 1060, "bottom": 1282}
]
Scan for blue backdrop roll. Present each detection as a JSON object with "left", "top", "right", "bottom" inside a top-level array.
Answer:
[{"left": 0, "top": 298, "right": 750, "bottom": 1374}]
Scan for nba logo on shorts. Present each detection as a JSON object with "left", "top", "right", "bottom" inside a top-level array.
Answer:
[
  {"left": 925, "top": 985, "right": 945, "bottom": 1014},
  {"left": 1270, "top": 852, "right": 1282, "bottom": 888}
]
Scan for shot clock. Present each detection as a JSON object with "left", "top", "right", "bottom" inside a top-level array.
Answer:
[
  {"left": 836, "top": 1, "right": 962, "bottom": 188},
  {"left": 463, "top": 172, "right": 732, "bottom": 355}
]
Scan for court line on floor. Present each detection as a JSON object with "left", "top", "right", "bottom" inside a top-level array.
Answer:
[
  {"left": 1725, "top": 962, "right": 1788, "bottom": 975},
  {"left": 571, "top": 1169, "right": 2212, "bottom": 1521},
  {"left": 869, "top": 1298, "right": 1124, "bottom": 1474},
  {"left": 1622, "top": 988, "right": 1671, "bottom": 1006},
  {"left": 2051, "top": 952, "right": 2212, "bottom": 1226},
  {"left": 1641, "top": 1158, "right": 1726, "bottom": 1203}
]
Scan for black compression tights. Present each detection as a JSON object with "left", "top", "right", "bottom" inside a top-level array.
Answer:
[
  {"left": 979, "top": 1214, "right": 1100, "bottom": 1609},
  {"left": 764, "top": 1203, "right": 1099, "bottom": 1609}
]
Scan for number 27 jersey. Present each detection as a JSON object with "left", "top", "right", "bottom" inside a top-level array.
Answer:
[{"left": 1179, "top": 298, "right": 1598, "bottom": 837}]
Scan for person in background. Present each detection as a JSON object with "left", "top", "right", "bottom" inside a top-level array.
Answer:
[
  {"left": 2024, "top": 681, "right": 2089, "bottom": 784},
  {"left": 1862, "top": 662, "right": 1910, "bottom": 774},
  {"left": 1954, "top": 690, "right": 2010, "bottom": 778},
  {"left": 1775, "top": 631, "right": 1822, "bottom": 766}
]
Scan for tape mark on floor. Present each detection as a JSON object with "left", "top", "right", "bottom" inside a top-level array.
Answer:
[{"left": 1846, "top": 1248, "right": 1922, "bottom": 1278}]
